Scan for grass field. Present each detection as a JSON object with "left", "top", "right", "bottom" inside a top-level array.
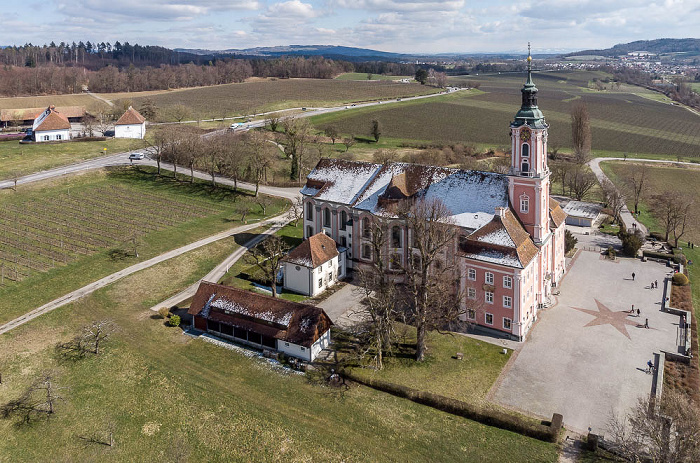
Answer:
[
  {"left": 219, "top": 223, "right": 308, "bottom": 302},
  {"left": 0, "top": 167, "right": 288, "bottom": 325},
  {"left": 124, "top": 78, "right": 441, "bottom": 122},
  {"left": 0, "top": 229, "right": 558, "bottom": 462},
  {"left": 311, "top": 70, "right": 700, "bottom": 159},
  {"left": 0, "top": 138, "right": 147, "bottom": 181},
  {"left": 0, "top": 93, "right": 107, "bottom": 112},
  {"left": 344, "top": 325, "right": 511, "bottom": 406},
  {"left": 335, "top": 73, "right": 413, "bottom": 81}
]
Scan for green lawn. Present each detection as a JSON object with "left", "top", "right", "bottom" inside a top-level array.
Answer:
[
  {"left": 0, "top": 231, "right": 558, "bottom": 462},
  {"left": 344, "top": 325, "right": 511, "bottom": 406},
  {"left": 219, "top": 223, "right": 308, "bottom": 302},
  {"left": 0, "top": 166, "right": 289, "bottom": 325},
  {"left": 0, "top": 138, "right": 147, "bottom": 181}
]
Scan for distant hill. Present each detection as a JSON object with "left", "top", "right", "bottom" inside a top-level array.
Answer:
[
  {"left": 566, "top": 38, "right": 700, "bottom": 57},
  {"left": 176, "top": 45, "right": 403, "bottom": 61}
]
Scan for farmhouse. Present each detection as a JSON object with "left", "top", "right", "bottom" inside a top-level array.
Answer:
[
  {"left": 1, "top": 106, "right": 85, "bottom": 128},
  {"left": 32, "top": 105, "right": 71, "bottom": 142},
  {"left": 300, "top": 53, "right": 567, "bottom": 341},
  {"left": 114, "top": 106, "right": 146, "bottom": 139},
  {"left": 282, "top": 232, "right": 345, "bottom": 297},
  {"left": 562, "top": 200, "right": 602, "bottom": 227},
  {"left": 188, "top": 281, "right": 333, "bottom": 361}
]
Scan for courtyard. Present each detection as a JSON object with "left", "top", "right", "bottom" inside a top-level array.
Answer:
[{"left": 492, "top": 246, "right": 680, "bottom": 434}]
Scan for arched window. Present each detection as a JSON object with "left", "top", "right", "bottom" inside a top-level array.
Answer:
[
  {"left": 305, "top": 202, "right": 313, "bottom": 220},
  {"left": 521, "top": 161, "right": 529, "bottom": 173},
  {"left": 392, "top": 226, "right": 402, "bottom": 248},
  {"left": 340, "top": 211, "right": 347, "bottom": 230},
  {"left": 323, "top": 208, "right": 331, "bottom": 228},
  {"left": 520, "top": 194, "right": 529, "bottom": 213},
  {"left": 521, "top": 143, "right": 529, "bottom": 157},
  {"left": 362, "top": 217, "right": 371, "bottom": 238}
]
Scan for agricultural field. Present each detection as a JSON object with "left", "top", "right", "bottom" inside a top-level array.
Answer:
[
  {"left": 334, "top": 73, "right": 413, "bottom": 81},
  {"left": 0, "top": 230, "right": 558, "bottom": 462},
  {"left": 0, "top": 93, "right": 107, "bottom": 112},
  {"left": 0, "top": 167, "right": 288, "bottom": 325},
  {"left": 311, "top": 70, "right": 700, "bottom": 159},
  {"left": 0, "top": 138, "right": 146, "bottom": 181},
  {"left": 123, "top": 78, "right": 440, "bottom": 122}
]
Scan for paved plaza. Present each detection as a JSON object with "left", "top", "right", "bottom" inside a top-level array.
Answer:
[{"left": 492, "top": 248, "right": 680, "bottom": 434}]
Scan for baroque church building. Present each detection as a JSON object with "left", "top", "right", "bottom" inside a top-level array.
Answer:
[{"left": 299, "top": 56, "right": 567, "bottom": 341}]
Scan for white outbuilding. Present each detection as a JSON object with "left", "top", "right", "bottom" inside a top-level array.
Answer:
[
  {"left": 282, "top": 232, "right": 344, "bottom": 297},
  {"left": 114, "top": 106, "right": 146, "bottom": 139},
  {"left": 32, "top": 106, "right": 71, "bottom": 142},
  {"left": 562, "top": 200, "right": 603, "bottom": 228}
]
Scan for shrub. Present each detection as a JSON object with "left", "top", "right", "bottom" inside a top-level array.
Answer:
[
  {"left": 169, "top": 315, "right": 181, "bottom": 327},
  {"left": 672, "top": 273, "right": 690, "bottom": 286},
  {"left": 157, "top": 307, "right": 170, "bottom": 319},
  {"left": 565, "top": 230, "right": 578, "bottom": 254}
]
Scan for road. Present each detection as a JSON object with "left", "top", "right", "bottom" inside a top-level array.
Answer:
[{"left": 588, "top": 157, "right": 700, "bottom": 234}]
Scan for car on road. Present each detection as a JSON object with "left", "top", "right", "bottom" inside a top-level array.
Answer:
[{"left": 129, "top": 152, "right": 145, "bottom": 160}]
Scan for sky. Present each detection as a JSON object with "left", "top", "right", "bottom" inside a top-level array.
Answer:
[{"left": 2, "top": 0, "right": 699, "bottom": 54}]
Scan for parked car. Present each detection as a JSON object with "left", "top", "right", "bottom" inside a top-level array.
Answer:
[{"left": 129, "top": 152, "right": 145, "bottom": 160}]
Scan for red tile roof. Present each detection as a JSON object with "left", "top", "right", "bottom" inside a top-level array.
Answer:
[
  {"left": 1, "top": 106, "right": 85, "bottom": 122},
  {"left": 34, "top": 106, "right": 70, "bottom": 131},
  {"left": 188, "top": 281, "right": 332, "bottom": 347},
  {"left": 115, "top": 106, "right": 146, "bottom": 125},
  {"left": 283, "top": 232, "right": 338, "bottom": 268},
  {"left": 549, "top": 199, "right": 567, "bottom": 229}
]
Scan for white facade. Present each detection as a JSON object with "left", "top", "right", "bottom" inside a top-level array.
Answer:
[
  {"left": 283, "top": 255, "right": 339, "bottom": 297},
  {"left": 276, "top": 329, "right": 331, "bottom": 362},
  {"left": 115, "top": 122, "right": 146, "bottom": 139},
  {"left": 34, "top": 129, "right": 70, "bottom": 142}
]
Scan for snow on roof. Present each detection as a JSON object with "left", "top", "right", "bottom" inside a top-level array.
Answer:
[
  {"left": 464, "top": 250, "right": 523, "bottom": 268},
  {"left": 305, "top": 159, "right": 382, "bottom": 205},
  {"left": 562, "top": 200, "right": 602, "bottom": 219},
  {"left": 211, "top": 297, "right": 294, "bottom": 327},
  {"left": 475, "top": 227, "right": 516, "bottom": 247}
]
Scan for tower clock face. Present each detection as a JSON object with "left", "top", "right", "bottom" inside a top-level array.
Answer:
[{"left": 520, "top": 128, "right": 531, "bottom": 142}]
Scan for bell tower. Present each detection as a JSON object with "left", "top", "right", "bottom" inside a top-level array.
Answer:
[{"left": 509, "top": 44, "right": 551, "bottom": 243}]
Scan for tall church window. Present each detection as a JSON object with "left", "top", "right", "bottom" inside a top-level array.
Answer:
[
  {"left": 521, "top": 161, "right": 529, "bottom": 173},
  {"left": 340, "top": 211, "right": 347, "bottom": 230},
  {"left": 520, "top": 195, "right": 529, "bottom": 214},
  {"left": 521, "top": 143, "right": 529, "bottom": 157},
  {"left": 362, "top": 217, "right": 371, "bottom": 238},
  {"left": 392, "top": 226, "right": 402, "bottom": 248},
  {"left": 306, "top": 202, "right": 313, "bottom": 220},
  {"left": 323, "top": 208, "right": 331, "bottom": 228}
]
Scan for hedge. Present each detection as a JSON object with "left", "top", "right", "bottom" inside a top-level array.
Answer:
[
  {"left": 642, "top": 250, "right": 684, "bottom": 264},
  {"left": 344, "top": 370, "right": 561, "bottom": 443}
]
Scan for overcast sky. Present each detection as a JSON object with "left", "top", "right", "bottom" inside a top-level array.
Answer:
[{"left": 3, "top": 0, "right": 699, "bottom": 54}]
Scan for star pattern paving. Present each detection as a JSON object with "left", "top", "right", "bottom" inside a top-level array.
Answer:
[{"left": 571, "top": 299, "right": 639, "bottom": 340}]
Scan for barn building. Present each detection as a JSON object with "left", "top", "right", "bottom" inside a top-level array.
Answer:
[
  {"left": 298, "top": 52, "right": 567, "bottom": 341},
  {"left": 188, "top": 281, "right": 333, "bottom": 361}
]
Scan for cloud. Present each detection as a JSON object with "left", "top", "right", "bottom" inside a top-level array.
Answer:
[{"left": 331, "top": 0, "right": 464, "bottom": 12}]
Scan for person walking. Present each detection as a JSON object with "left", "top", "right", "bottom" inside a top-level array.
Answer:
[
  {"left": 637, "top": 308, "right": 641, "bottom": 317},
  {"left": 655, "top": 280, "right": 658, "bottom": 289},
  {"left": 645, "top": 318, "right": 649, "bottom": 329},
  {"left": 632, "top": 272, "right": 636, "bottom": 281}
]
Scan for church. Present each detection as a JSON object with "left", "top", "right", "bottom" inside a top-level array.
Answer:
[{"left": 298, "top": 54, "right": 567, "bottom": 341}]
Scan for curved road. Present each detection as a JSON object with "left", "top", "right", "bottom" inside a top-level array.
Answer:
[{"left": 588, "top": 157, "right": 700, "bottom": 234}]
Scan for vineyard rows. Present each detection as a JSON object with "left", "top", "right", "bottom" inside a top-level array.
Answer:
[{"left": 0, "top": 184, "right": 225, "bottom": 285}]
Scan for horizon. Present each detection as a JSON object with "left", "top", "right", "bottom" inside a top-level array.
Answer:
[{"left": 2, "top": 0, "right": 699, "bottom": 54}]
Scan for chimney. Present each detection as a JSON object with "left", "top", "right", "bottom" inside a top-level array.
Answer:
[{"left": 495, "top": 207, "right": 506, "bottom": 218}]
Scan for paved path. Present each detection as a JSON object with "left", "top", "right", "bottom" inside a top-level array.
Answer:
[
  {"left": 492, "top": 250, "right": 678, "bottom": 434},
  {"left": 0, "top": 215, "right": 290, "bottom": 336},
  {"left": 148, "top": 221, "right": 287, "bottom": 312}
]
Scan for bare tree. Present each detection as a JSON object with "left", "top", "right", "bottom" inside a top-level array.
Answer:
[
  {"left": 283, "top": 117, "right": 312, "bottom": 182},
  {"left": 607, "top": 390, "right": 700, "bottom": 462},
  {"left": 246, "top": 131, "right": 275, "bottom": 196},
  {"left": 265, "top": 115, "right": 281, "bottom": 132},
  {"left": 80, "top": 320, "right": 116, "bottom": 355},
  {"left": 169, "top": 104, "right": 192, "bottom": 123},
  {"left": 149, "top": 127, "right": 169, "bottom": 176},
  {"left": 342, "top": 135, "right": 356, "bottom": 153},
  {"left": 245, "top": 235, "right": 290, "bottom": 298},
  {"left": 201, "top": 135, "right": 225, "bottom": 187},
  {"left": 398, "top": 198, "right": 459, "bottom": 361},
  {"left": 285, "top": 196, "right": 304, "bottom": 227},
  {"left": 95, "top": 110, "right": 113, "bottom": 136},
  {"left": 255, "top": 195, "right": 272, "bottom": 215},
  {"left": 623, "top": 164, "right": 648, "bottom": 215},
  {"left": 571, "top": 101, "right": 592, "bottom": 163},
  {"left": 651, "top": 191, "right": 693, "bottom": 246},
  {"left": 550, "top": 161, "right": 572, "bottom": 196},
  {"left": 178, "top": 128, "right": 203, "bottom": 183},
  {"left": 1, "top": 372, "right": 66, "bottom": 423},
  {"left": 219, "top": 133, "right": 246, "bottom": 191},
  {"left": 566, "top": 164, "right": 597, "bottom": 200},
  {"left": 324, "top": 126, "right": 339, "bottom": 144},
  {"left": 372, "top": 149, "right": 398, "bottom": 165},
  {"left": 600, "top": 178, "right": 625, "bottom": 223}
]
